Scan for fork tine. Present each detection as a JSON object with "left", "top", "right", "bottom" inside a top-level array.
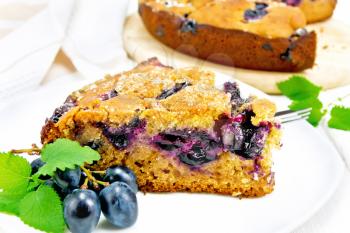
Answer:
[
  {"left": 279, "top": 112, "right": 310, "bottom": 122},
  {"left": 280, "top": 114, "right": 310, "bottom": 124},
  {"left": 275, "top": 108, "right": 312, "bottom": 124},
  {"left": 274, "top": 109, "right": 294, "bottom": 117},
  {"left": 275, "top": 108, "right": 312, "bottom": 117},
  {"left": 278, "top": 111, "right": 311, "bottom": 120}
]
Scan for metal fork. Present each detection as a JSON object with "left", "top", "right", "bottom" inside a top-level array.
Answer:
[{"left": 275, "top": 108, "right": 312, "bottom": 124}]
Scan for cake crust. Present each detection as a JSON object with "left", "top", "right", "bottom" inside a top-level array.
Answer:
[{"left": 139, "top": 2, "right": 317, "bottom": 72}]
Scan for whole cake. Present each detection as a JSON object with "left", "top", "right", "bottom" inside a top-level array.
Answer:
[
  {"left": 139, "top": 0, "right": 318, "bottom": 72},
  {"left": 41, "top": 58, "right": 281, "bottom": 197}
]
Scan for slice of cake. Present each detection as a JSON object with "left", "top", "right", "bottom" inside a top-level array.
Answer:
[
  {"left": 41, "top": 58, "right": 281, "bottom": 197},
  {"left": 139, "top": 0, "right": 317, "bottom": 72}
]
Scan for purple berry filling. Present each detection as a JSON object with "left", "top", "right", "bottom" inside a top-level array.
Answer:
[
  {"left": 99, "top": 118, "right": 146, "bottom": 150},
  {"left": 224, "top": 82, "right": 243, "bottom": 103},
  {"left": 156, "top": 81, "right": 191, "bottom": 100},
  {"left": 221, "top": 111, "right": 270, "bottom": 159},
  {"left": 221, "top": 122, "right": 244, "bottom": 151},
  {"left": 153, "top": 111, "right": 272, "bottom": 166},
  {"left": 224, "top": 82, "right": 247, "bottom": 112},
  {"left": 282, "top": 0, "right": 302, "bottom": 6},
  {"left": 152, "top": 82, "right": 272, "bottom": 166},
  {"left": 152, "top": 130, "right": 222, "bottom": 166}
]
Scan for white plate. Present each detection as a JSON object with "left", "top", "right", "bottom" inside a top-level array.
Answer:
[{"left": 0, "top": 73, "right": 345, "bottom": 233}]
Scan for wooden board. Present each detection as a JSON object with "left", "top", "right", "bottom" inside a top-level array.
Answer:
[{"left": 123, "top": 14, "right": 350, "bottom": 94}]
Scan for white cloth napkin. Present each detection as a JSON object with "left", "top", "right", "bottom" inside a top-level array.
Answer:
[
  {"left": 0, "top": 0, "right": 132, "bottom": 108},
  {"left": 62, "top": 0, "right": 133, "bottom": 79}
]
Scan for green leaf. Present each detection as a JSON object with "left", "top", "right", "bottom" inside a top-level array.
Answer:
[
  {"left": 27, "top": 179, "right": 42, "bottom": 192},
  {"left": 289, "top": 98, "right": 326, "bottom": 127},
  {"left": 277, "top": 75, "right": 322, "bottom": 101},
  {"left": 328, "top": 106, "right": 350, "bottom": 131},
  {"left": 0, "top": 152, "right": 31, "bottom": 204},
  {"left": 19, "top": 185, "right": 65, "bottom": 233},
  {"left": 0, "top": 201, "right": 20, "bottom": 215},
  {"left": 0, "top": 152, "right": 31, "bottom": 192},
  {"left": 37, "top": 139, "right": 100, "bottom": 176}
]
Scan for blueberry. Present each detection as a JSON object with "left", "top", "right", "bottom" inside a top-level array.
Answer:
[
  {"left": 102, "top": 126, "right": 129, "bottom": 149},
  {"left": 262, "top": 43, "right": 273, "bottom": 51},
  {"left": 31, "top": 158, "right": 45, "bottom": 174},
  {"left": 280, "top": 47, "right": 292, "bottom": 61},
  {"left": 154, "top": 130, "right": 221, "bottom": 166},
  {"left": 104, "top": 166, "right": 138, "bottom": 193},
  {"left": 180, "top": 19, "right": 197, "bottom": 34},
  {"left": 45, "top": 179, "right": 72, "bottom": 200},
  {"left": 244, "top": 9, "right": 267, "bottom": 21},
  {"left": 44, "top": 179, "right": 55, "bottom": 187},
  {"left": 156, "top": 81, "right": 191, "bottom": 100},
  {"left": 99, "top": 182, "right": 138, "bottom": 228},
  {"left": 221, "top": 123, "right": 244, "bottom": 151},
  {"left": 64, "top": 189, "right": 101, "bottom": 233},
  {"left": 224, "top": 82, "right": 243, "bottom": 103},
  {"left": 112, "top": 134, "right": 128, "bottom": 149},
  {"left": 155, "top": 140, "right": 181, "bottom": 151},
  {"left": 54, "top": 166, "right": 81, "bottom": 190},
  {"left": 255, "top": 3, "right": 268, "bottom": 10},
  {"left": 50, "top": 100, "right": 76, "bottom": 123},
  {"left": 86, "top": 140, "right": 101, "bottom": 151},
  {"left": 100, "top": 119, "right": 146, "bottom": 150},
  {"left": 178, "top": 144, "right": 216, "bottom": 166},
  {"left": 244, "top": 3, "right": 268, "bottom": 21},
  {"left": 282, "top": 0, "right": 301, "bottom": 6},
  {"left": 224, "top": 82, "right": 246, "bottom": 111},
  {"left": 242, "top": 126, "right": 269, "bottom": 158},
  {"left": 31, "top": 158, "right": 51, "bottom": 179}
]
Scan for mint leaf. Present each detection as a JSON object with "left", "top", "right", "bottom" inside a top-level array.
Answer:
[
  {"left": 328, "top": 106, "right": 350, "bottom": 131},
  {"left": 37, "top": 139, "right": 100, "bottom": 176},
  {"left": 0, "top": 201, "right": 20, "bottom": 215},
  {"left": 19, "top": 185, "right": 65, "bottom": 233},
  {"left": 0, "top": 152, "right": 31, "bottom": 204},
  {"left": 289, "top": 98, "right": 326, "bottom": 127},
  {"left": 277, "top": 76, "right": 325, "bottom": 126},
  {"left": 277, "top": 75, "right": 322, "bottom": 101}
]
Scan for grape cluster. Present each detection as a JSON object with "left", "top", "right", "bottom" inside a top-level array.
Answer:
[{"left": 30, "top": 159, "right": 138, "bottom": 233}]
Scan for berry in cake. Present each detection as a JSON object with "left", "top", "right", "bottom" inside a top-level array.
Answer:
[
  {"left": 244, "top": 3, "right": 269, "bottom": 21},
  {"left": 41, "top": 58, "right": 281, "bottom": 197}
]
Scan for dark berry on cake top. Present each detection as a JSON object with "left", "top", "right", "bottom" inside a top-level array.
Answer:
[
  {"left": 50, "top": 96, "right": 77, "bottom": 123},
  {"left": 99, "top": 90, "right": 118, "bottom": 101},
  {"left": 244, "top": 2, "right": 269, "bottom": 21},
  {"left": 282, "top": 0, "right": 302, "bottom": 6},
  {"left": 156, "top": 81, "right": 191, "bottom": 100}
]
